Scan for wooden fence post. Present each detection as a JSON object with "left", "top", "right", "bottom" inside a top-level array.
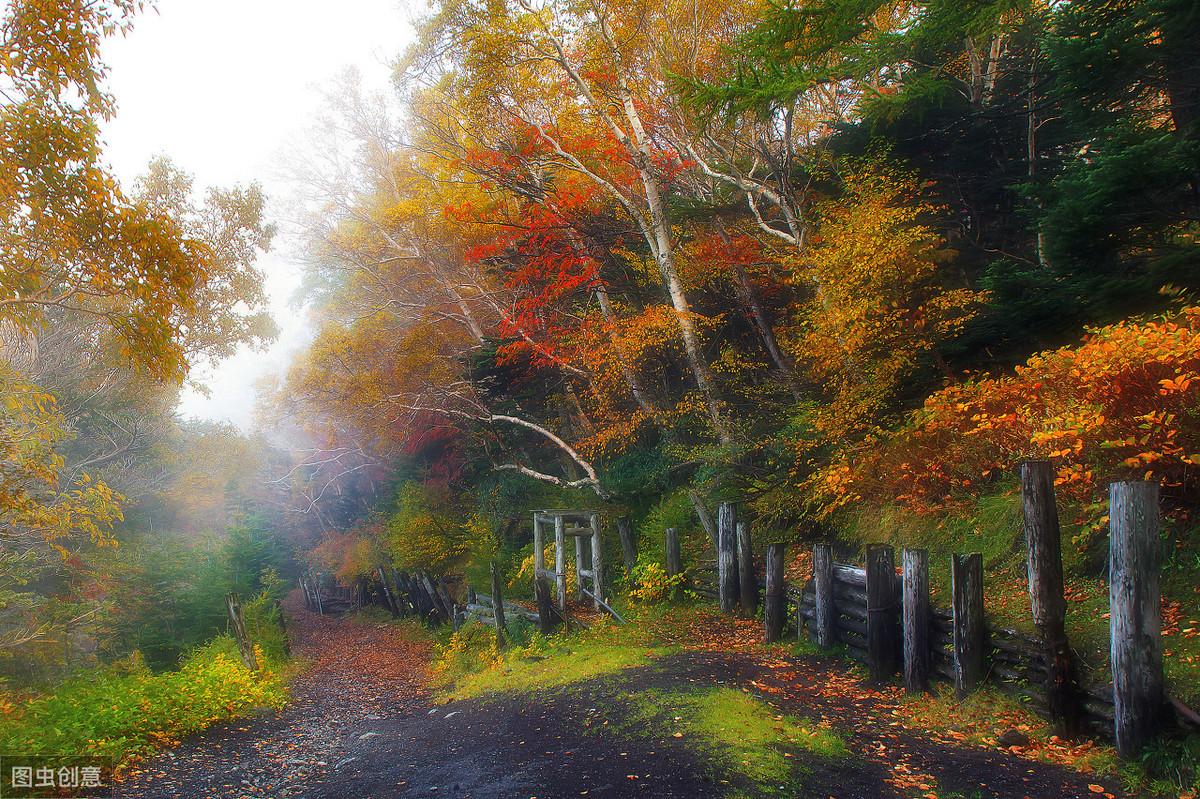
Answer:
[
  {"left": 575, "top": 535, "right": 586, "bottom": 602},
  {"left": 554, "top": 514, "right": 567, "bottom": 610},
  {"left": 616, "top": 515, "right": 638, "bottom": 577},
  {"left": 866, "top": 544, "right": 900, "bottom": 682},
  {"left": 1020, "top": 460, "right": 1081, "bottom": 735},
  {"left": 533, "top": 513, "right": 545, "bottom": 594},
  {"left": 902, "top": 548, "right": 930, "bottom": 693},
  {"left": 812, "top": 543, "right": 835, "bottom": 648},
  {"left": 952, "top": 553, "right": 984, "bottom": 698},
  {"left": 490, "top": 560, "right": 507, "bottom": 647},
  {"left": 378, "top": 567, "right": 399, "bottom": 617},
  {"left": 535, "top": 574, "right": 554, "bottom": 634},
  {"left": 764, "top": 543, "right": 786, "bottom": 643},
  {"left": 590, "top": 512, "right": 605, "bottom": 610},
  {"left": 225, "top": 592, "right": 258, "bottom": 671},
  {"left": 665, "top": 527, "right": 683, "bottom": 600},
  {"left": 1110, "top": 480, "right": 1164, "bottom": 757},
  {"left": 717, "top": 502, "right": 738, "bottom": 613},
  {"left": 665, "top": 527, "right": 682, "bottom": 578},
  {"left": 737, "top": 520, "right": 757, "bottom": 616},
  {"left": 422, "top": 572, "right": 450, "bottom": 623}
]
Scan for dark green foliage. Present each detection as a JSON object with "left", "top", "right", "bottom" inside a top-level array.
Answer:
[{"left": 105, "top": 516, "right": 293, "bottom": 671}]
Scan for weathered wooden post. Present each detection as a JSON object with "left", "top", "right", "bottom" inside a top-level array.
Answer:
[
  {"left": 866, "top": 544, "right": 900, "bottom": 682},
  {"left": 812, "top": 543, "right": 836, "bottom": 648},
  {"left": 533, "top": 512, "right": 545, "bottom": 591},
  {"left": 535, "top": 574, "right": 554, "bottom": 634},
  {"left": 312, "top": 573, "right": 324, "bottom": 616},
  {"left": 574, "top": 534, "right": 587, "bottom": 603},
  {"left": 717, "top": 502, "right": 738, "bottom": 613},
  {"left": 1020, "top": 460, "right": 1080, "bottom": 735},
  {"left": 737, "top": 520, "right": 757, "bottom": 616},
  {"left": 616, "top": 516, "right": 638, "bottom": 577},
  {"left": 225, "top": 593, "right": 258, "bottom": 671},
  {"left": 490, "top": 560, "right": 507, "bottom": 647},
  {"left": 533, "top": 513, "right": 554, "bottom": 631},
  {"left": 379, "top": 567, "right": 399, "bottom": 617},
  {"left": 952, "top": 553, "right": 984, "bottom": 698},
  {"left": 590, "top": 512, "right": 605, "bottom": 610},
  {"left": 1110, "top": 480, "right": 1164, "bottom": 757},
  {"left": 299, "top": 575, "right": 311, "bottom": 610},
  {"left": 665, "top": 527, "right": 682, "bottom": 579},
  {"left": 764, "top": 543, "right": 786, "bottom": 643},
  {"left": 423, "top": 572, "right": 450, "bottom": 622},
  {"left": 902, "top": 548, "right": 930, "bottom": 693},
  {"left": 554, "top": 514, "right": 567, "bottom": 610}
]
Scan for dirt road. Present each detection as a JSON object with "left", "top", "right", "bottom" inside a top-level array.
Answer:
[{"left": 119, "top": 597, "right": 1121, "bottom": 798}]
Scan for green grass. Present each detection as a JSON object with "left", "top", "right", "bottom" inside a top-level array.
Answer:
[
  {"left": 617, "top": 687, "right": 847, "bottom": 795},
  {"left": 433, "top": 616, "right": 677, "bottom": 701}
]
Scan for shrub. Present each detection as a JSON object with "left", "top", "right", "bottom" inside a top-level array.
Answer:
[
  {"left": 628, "top": 557, "right": 685, "bottom": 603},
  {"left": 0, "top": 635, "right": 287, "bottom": 766},
  {"left": 823, "top": 307, "right": 1200, "bottom": 528}
]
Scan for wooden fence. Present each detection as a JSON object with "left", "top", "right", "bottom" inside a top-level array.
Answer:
[{"left": 691, "top": 468, "right": 1179, "bottom": 757}]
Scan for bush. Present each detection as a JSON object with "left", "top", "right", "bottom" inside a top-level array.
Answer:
[
  {"left": 0, "top": 634, "right": 288, "bottom": 766},
  {"left": 825, "top": 307, "right": 1200, "bottom": 528},
  {"left": 628, "top": 556, "right": 685, "bottom": 603}
]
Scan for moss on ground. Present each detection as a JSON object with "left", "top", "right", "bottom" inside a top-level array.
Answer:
[
  {"left": 615, "top": 686, "right": 846, "bottom": 795},
  {"left": 433, "top": 615, "right": 677, "bottom": 701}
]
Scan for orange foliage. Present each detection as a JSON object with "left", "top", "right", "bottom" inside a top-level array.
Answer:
[{"left": 823, "top": 307, "right": 1200, "bottom": 521}]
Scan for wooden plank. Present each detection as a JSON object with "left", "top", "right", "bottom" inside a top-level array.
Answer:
[
  {"left": 764, "top": 543, "right": 786, "bottom": 643},
  {"left": 1110, "top": 480, "right": 1165, "bottom": 757},
  {"left": 833, "top": 583, "right": 868, "bottom": 605},
  {"left": 737, "top": 520, "right": 757, "bottom": 616},
  {"left": 952, "top": 553, "right": 984, "bottom": 699},
  {"left": 813, "top": 544, "right": 836, "bottom": 648},
  {"left": 833, "top": 563, "right": 867, "bottom": 587},
  {"left": 718, "top": 502, "right": 738, "bottom": 613},
  {"left": 902, "top": 548, "right": 930, "bottom": 693},
  {"left": 581, "top": 587, "right": 627, "bottom": 624}
]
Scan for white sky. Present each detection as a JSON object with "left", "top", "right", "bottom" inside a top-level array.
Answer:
[{"left": 101, "top": 0, "right": 413, "bottom": 431}]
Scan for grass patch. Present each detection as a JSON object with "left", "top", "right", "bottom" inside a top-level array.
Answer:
[
  {"left": 618, "top": 686, "right": 846, "bottom": 795},
  {"left": 433, "top": 615, "right": 676, "bottom": 701}
]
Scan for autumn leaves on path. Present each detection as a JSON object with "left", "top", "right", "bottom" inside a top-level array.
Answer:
[
  {"left": 122, "top": 599, "right": 1121, "bottom": 798},
  {"left": 120, "top": 595, "right": 431, "bottom": 798}
]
